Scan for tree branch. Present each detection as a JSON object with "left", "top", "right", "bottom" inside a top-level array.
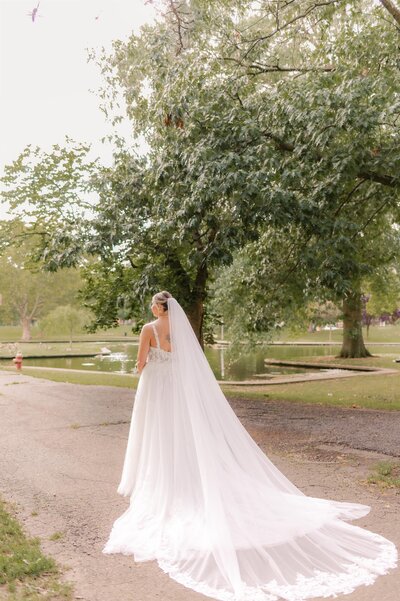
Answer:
[
  {"left": 333, "top": 179, "right": 367, "bottom": 218},
  {"left": 379, "top": 0, "right": 400, "bottom": 26},
  {"left": 242, "top": 0, "right": 343, "bottom": 60},
  {"left": 222, "top": 57, "right": 335, "bottom": 74},
  {"left": 263, "top": 131, "right": 398, "bottom": 187},
  {"left": 358, "top": 171, "right": 398, "bottom": 187},
  {"left": 248, "top": 62, "right": 335, "bottom": 74},
  {"left": 350, "top": 198, "right": 390, "bottom": 240},
  {"left": 28, "top": 293, "right": 43, "bottom": 320},
  {"left": 165, "top": 0, "right": 194, "bottom": 55}
]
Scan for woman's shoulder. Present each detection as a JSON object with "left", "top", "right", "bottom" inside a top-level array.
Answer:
[{"left": 141, "top": 321, "right": 157, "bottom": 331}]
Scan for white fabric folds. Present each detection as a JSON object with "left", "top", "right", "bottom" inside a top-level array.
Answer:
[{"left": 103, "top": 297, "right": 397, "bottom": 600}]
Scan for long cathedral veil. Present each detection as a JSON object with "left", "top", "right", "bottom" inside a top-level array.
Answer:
[{"left": 106, "top": 296, "right": 397, "bottom": 601}]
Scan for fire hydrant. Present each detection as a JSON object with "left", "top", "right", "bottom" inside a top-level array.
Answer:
[{"left": 13, "top": 352, "right": 23, "bottom": 371}]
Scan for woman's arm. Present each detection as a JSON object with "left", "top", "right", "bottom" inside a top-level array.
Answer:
[{"left": 135, "top": 325, "right": 151, "bottom": 374}]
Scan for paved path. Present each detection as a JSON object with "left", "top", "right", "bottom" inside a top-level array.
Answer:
[
  {"left": 0, "top": 370, "right": 398, "bottom": 601},
  {"left": 229, "top": 396, "right": 400, "bottom": 458}
]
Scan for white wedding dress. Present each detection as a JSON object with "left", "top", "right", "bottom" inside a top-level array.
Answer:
[{"left": 103, "top": 297, "right": 397, "bottom": 601}]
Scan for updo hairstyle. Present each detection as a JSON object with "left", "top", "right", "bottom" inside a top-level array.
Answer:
[{"left": 151, "top": 290, "right": 172, "bottom": 312}]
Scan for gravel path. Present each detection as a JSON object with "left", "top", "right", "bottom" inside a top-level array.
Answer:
[
  {"left": 0, "top": 370, "right": 398, "bottom": 601},
  {"left": 229, "top": 397, "right": 400, "bottom": 458}
]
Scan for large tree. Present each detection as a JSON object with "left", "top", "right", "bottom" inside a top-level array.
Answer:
[
  {"left": 205, "top": 0, "right": 400, "bottom": 355},
  {"left": 83, "top": 0, "right": 399, "bottom": 349},
  {"left": 0, "top": 240, "right": 84, "bottom": 340},
  {"left": 2, "top": 1, "right": 399, "bottom": 353}
]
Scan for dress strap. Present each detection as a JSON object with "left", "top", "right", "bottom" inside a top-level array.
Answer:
[{"left": 151, "top": 323, "right": 160, "bottom": 349}]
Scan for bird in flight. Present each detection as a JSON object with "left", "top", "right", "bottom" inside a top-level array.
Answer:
[{"left": 27, "top": 2, "right": 42, "bottom": 23}]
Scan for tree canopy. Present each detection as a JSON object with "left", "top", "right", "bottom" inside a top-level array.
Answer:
[{"left": 1, "top": 0, "right": 399, "bottom": 353}]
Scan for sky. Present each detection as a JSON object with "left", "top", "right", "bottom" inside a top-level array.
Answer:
[{"left": 0, "top": 0, "right": 156, "bottom": 176}]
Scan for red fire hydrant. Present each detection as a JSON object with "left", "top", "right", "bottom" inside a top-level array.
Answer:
[{"left": 13, "top": 352, "right": 23, "bottom": 371}]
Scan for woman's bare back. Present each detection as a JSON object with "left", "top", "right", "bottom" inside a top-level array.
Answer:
[{"left": 150, "top": 318, "right": 171, "bottom": 352}]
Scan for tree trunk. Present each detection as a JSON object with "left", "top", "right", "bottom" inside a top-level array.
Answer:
[
  {"left": 379, "top": 0, "right": 400, "bottom": 26},
  {"left": 187, "top": 263, "right": 208, "bottom": 349},
  {"left": 21, "top": 317, "right": 32, "bottom": 341},
  {"left": 339, "top": 290, "right": 372, "bottom": 358},
  {"left": 187, "top": 297, "right": 205, "bottom": 349}
]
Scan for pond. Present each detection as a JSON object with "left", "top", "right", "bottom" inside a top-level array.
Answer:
[{"left": 10, "top": 343, "right": 347, "bottom": 381}]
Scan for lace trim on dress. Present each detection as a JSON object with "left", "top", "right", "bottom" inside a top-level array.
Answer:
[
  {"left": 157, "top": 537, "right": 397, "bottom": 601},
  {"left": 148, "top": 347, "right": 172, "bottom": 363}
]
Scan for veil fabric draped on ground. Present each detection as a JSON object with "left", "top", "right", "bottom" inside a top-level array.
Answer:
[{"left": 103, "top": 297, "right": 397, "bottom": 601}]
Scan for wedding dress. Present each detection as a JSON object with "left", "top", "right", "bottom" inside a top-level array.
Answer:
[{"left": 103, "top": 297, "right": 397, "bottom": 601}]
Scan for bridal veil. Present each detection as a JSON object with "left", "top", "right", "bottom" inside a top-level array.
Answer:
[{"left": 103, "top": 296, "right": 397, "bottom": 601}]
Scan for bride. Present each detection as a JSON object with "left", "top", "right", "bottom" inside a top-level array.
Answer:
[{"left": 103, "top": 291, "right": 397, "bottom": 601}]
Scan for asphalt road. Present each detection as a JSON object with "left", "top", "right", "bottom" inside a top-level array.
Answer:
[{"left": 0, "top": 370, "right": 398, "bottom": 601}]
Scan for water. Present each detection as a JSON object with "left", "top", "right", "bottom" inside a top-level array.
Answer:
[{"left": 8, "top": 343, "right": 346, "bottom": 381}]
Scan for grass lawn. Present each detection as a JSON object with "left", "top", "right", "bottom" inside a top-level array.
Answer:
[
  {"left": 0, "top": 324, "right": 137, "bottom": 343},
  {"left": 281, "top": 351, "right": 400, "bottom": 371},
  {"left": 0, "top": 366, "right": 138, "bottom": 389},
  {"left": 0, "top": 341, "right": 138, "bottom": 360},
  {"left": 222, "top": 350, "right": 400, "bottom": 410},
  {"left": 278, "top": 323, "right": 400, "bottom": 344},
  {"left": 0, "top": 498, "right": 72, "bottom": 600},
  {"left": 222, "top": 372, "right": 400, "bottom": 411}
]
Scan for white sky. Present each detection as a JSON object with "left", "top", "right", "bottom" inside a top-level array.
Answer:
[{"left": 0, "top": 0, "right": 156, "bottom": 175}]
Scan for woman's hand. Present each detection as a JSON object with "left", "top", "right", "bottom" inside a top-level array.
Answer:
[{"left": 135, "top": 359, "right": 146, "bottom": 374}]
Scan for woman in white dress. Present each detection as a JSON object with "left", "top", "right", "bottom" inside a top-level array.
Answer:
[{"left": 103, "top": 291, "right": 397, "bottom": 601}]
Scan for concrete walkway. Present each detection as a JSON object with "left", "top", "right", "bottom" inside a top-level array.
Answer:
[{"left": 0, "top": 370, "right": 398, "bottom": 601}]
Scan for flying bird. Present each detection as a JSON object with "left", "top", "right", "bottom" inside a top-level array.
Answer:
[{"left": 27, "top": 2, "right": 41, "bottom": 23}]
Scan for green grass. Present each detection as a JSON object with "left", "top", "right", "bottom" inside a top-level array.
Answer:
[
  {"left": 266, "top": 372, "right": 400, "bottom": 410},
  {"left": 367, "top": 461, "right": 400, "bottom": 489},
  {"left": 0, "top": 326, "right": 26, "bottom": 342},
  {"left": 278, "top": 323, "right": 400, "bottom": 344},
  {"left": 222, "top": 351, "right": 400, "bottom": 410},
  {"left": 0, "top": 498, "right": 72, "bottom": 600},
  {"left": 1, "top": 366, "right": 138, "bottom": 388},
  {"left": 0, "top": 340, "right": 138, "bottom": 359},
  {"left": 277, "top": 352, "right": 400, "bottom": 371},
  {"left": 222, "top": 372, "right": 400, "bottom": 410},
  {"left": 0, "top": 324, "right": 137, "bottom": 343}
]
